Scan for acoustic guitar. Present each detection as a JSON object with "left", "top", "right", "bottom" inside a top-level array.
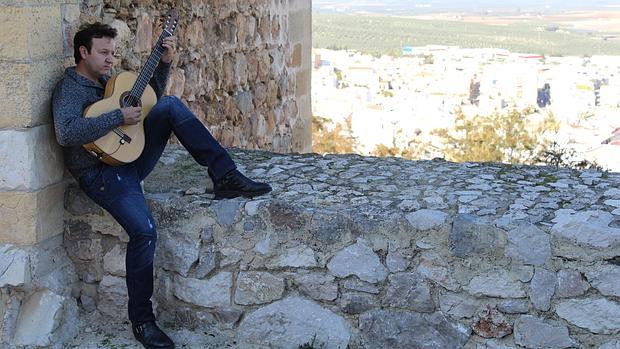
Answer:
[{"left": 83, "top": 10, "right": 179, "bottom": 166}]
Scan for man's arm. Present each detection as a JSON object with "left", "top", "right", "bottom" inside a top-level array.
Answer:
[
  {"left": 149, "top": 61, "right": 171, "bottom": 100},
  {"left": 52, "top": 81, "right": 124, "bottom": 147},
  {"left": 148, "top": 35, "right": 176, "bottom": 99}
]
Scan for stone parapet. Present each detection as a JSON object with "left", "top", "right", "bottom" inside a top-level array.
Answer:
[{"left": 65, "top": 146, "right": 620, "bottom": 348}]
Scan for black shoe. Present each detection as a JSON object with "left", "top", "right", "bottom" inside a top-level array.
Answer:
[
  {"left": 132, "top": 321, "right": 175, "bottom": 349},
  {"left": 213, "top": 169, "right": 272, "bottom": 199}
]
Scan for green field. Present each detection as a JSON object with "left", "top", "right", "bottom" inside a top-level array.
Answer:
[{"left": 313, "top": 13, "right": 620, "bottom": 57}]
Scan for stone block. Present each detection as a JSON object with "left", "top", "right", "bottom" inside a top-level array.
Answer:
[
  {"left": 156, "top": 226, "right": 200, "bottom": 277},
  {"left": 0, "top": 126, "right": 64, "bottom": 191},
  {"left": 506, "top": 223, "right": 551, "bottom": 266},
  {"left": 359, "top": 310, "right": 470, "bottom": 349},
  {"left": 383, "top": 273, "right": 434, "bottom": 313},
  {"left": 267, "top": 245, "right": 317, "bottom": 268},
  {"left": 586, "top": 263, "right": 620, "bottom": 297},
  {"left": 134, "top": 12, "right": 152, "bottom": 53},
  {"left": 556, "top": 298, "right": 620, "bottom": 335},
  {"left": 327, "top": 240, "right": 388, "bottom": 283},
  {"left": 173, "top": 272, "right": 232, "bottom": 308},
  {"left": 61, "top": 4, "right": 81, "bottom": 58},
  {"left": 291, "top": 272, "right": 338, "bottom": 301},
  {"left": 29, "top": 234, "right": 77, "bottom": 295},
  {"left": 103, "top": 244, "right": 126, "bottom": 277},
  {"left": 514, "top": 315, "right": 574, "bottom": 348},
  {"left": 555, "top": 269, "right": 589, "bottom": 298},
  {"left": 234, "top": 271, "right": 284, "bottom": 305},
  {"left": 295, "top": 68, "right": 310, "bottom": 97},
  {"left": 0, "top": 183, "right": 65, "bottom": 245},
  {"left": 0, "top": 245, "right": 30, "bottom": 287},
  {"left": 529, "top": 268, "right": 555, "bottom": 311},
  {"left": 238, "top": 297, "right": 350, "bottom": 349},
  {"left": 0, "top": 6, "right": 62, "bottom": 61},
  {"left": 340, "top": 292, "right": 376, "bottom": 314},
  {"left": 465, "top": 269, "right": 526, "bottom": 298},
  {"left": 98, "top": 275, "right": 128, "bottom": 318},
  {"left": 0, "top": 60, "right": 64, "bottom": 128},
  {"left": 406, "top": 209, "right": 448, "bottom": 230},
  {"left": 12, "top": 290, "right": 65, "bottom": 347},
  {"left": 291, "top": 43, "right": 302, "bottom": 68}
]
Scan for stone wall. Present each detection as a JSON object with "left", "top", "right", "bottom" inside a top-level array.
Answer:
[
  {"left": 66, "top": 146, "right": 620, "bottom": 349},
  {"left": 0, "top": 0, "right": 310, "bottom": 346},
  {"left": 80, "top": 0, "right": 312, "bottom": 152},
  {"left": 0, "top": 0, "right": 80, "bottom": 347}
]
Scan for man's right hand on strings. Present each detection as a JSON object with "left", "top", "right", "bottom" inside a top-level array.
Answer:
[{"left": 121, "top": 107, "right": 142, "bottom": 125}]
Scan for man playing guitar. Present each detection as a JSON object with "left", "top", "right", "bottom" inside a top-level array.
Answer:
[{"left": 52, "top": 22, "right": 271, "bottom": 349}]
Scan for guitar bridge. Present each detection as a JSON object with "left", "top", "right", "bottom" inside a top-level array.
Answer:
[{"left": 119, "top": 134, "right": 132, "bottom": 144}]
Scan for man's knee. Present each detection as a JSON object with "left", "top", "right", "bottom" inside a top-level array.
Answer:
[
  {"left": 129, "top": 217, "right": 158, "bottom": 245},
  {"left": 161, "top": 95, "right": 180, "bottom": 104},
  {"left": 161, "top": 95, "right": 194, "bottom": 121}
]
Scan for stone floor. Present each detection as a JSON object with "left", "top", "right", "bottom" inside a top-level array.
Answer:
[{"left": 65, "top": 312, "right": 257, "bottom": 349}]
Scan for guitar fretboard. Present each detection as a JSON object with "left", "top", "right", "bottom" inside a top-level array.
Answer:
[{"left": 126, "top": 29, "right": 173, "bottom": 105}]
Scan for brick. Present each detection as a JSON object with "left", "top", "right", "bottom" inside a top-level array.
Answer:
[
  {"left": 295, "top": 68, "right": 310, "bottom": 97},
  {"left": 0, "top": 126, "right": 64, "bottom": 191},
  {"left": 0, "top": 183, "right": 65, "bottom": 245},
  {"left": 291, "top": 43, "right": 302, "bottom": 68},
  {"left": 0, "top": 59, "right": 64, "bottom": 128},
  {"left": 0, "top": 6, "right": 63, "bottom": 61}
]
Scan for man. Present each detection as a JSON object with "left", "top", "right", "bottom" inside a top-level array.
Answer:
[{"left": 52, "top": 22, "right": 271, "bottom": 349}]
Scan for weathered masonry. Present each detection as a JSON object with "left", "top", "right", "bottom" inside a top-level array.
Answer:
[
  {"left": 2, "top": 0, "right": 620, "bottom": 348},
  {"left": 0, "top": 0, "right": 310, "bottom": 347},
  {"left": 68, "top": 147, "right": 620, "bottom": 348}
]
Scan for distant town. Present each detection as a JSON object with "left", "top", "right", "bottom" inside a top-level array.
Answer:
[{"left": 312, "top": 46, "right": 620, "bottom": 170}]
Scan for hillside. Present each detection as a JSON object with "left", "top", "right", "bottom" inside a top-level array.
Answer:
[{"left": 313, "top": 12, "right": 620, "bottom": 56}]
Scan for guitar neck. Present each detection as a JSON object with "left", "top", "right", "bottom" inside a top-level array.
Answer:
[{"left": 129, "top": 29, "right": 173, "bottom": 100}]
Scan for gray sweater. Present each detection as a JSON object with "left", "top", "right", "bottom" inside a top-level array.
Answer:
[{"left": 52, "top": 63, "right": 170, "bottom": 179}]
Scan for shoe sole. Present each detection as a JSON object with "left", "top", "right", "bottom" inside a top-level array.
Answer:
[
  {"left": 214, "top": 188, "right": 272, "bottom": 200},
  {"left": 137, "top": 340, "right": 175, "bottom": 349}
]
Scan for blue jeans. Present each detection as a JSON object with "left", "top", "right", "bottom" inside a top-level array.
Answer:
[{"left": 78, "top": 96, "right": 235, "bottom": 322}]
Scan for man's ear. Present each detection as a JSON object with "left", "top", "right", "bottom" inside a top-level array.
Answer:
[{"left": 79, "top": 46, "right": 89, "bottom": 60}]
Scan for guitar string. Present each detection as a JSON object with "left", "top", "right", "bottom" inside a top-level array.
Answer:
[
  {"left": 127, "top": 31, "right": 170, "bottom": 106},
  {"left": 115, "top": 22, "right": 175, "bottom": 141},
  {"left": 112, "top": 38, "right": 165, "bottom": 142},
  {"left": 116, "top": 43, "right": 165, "bottom": 140},
  {"left": 127, "top": 19, "right": 176, "bottom": 106}
]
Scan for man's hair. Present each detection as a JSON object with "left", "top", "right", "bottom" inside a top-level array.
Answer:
[{"left": 73, "top": 22, "right": 117, "bottom": 64}]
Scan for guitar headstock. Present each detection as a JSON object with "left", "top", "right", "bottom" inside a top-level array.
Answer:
[{"left": 162, "top": 9, "right": 179, "bottom": 35}]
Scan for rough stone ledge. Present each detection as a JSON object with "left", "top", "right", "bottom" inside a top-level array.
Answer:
[{"left": 63, "top": 146, "right": 620, "bottom": 349}]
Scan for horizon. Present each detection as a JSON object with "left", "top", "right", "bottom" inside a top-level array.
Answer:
[{"left": 313, "top": 0, "right": 620, "bottom": 14}]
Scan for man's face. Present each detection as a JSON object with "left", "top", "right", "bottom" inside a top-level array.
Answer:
[{"left": 80, "top": 36, "right": 116, "bottom": 78}]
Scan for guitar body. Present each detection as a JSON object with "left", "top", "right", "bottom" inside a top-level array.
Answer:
[{"left": 83, "top": 71, "right": 157, "bottom": 166}]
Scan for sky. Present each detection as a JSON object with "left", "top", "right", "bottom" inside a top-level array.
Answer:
[{"left": 313, "top": 0, "right": 620, "bottom": 13}]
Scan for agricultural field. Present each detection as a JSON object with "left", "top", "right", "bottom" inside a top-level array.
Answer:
[{"left": 313, "top": 12, "right": 620, "bottom": 57}]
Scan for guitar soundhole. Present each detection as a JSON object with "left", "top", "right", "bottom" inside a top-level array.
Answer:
[{"left": 120, "top": 92, "right": 142, "bottom": 108}]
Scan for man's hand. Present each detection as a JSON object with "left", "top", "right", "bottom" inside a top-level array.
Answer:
[
  {"left": 161, "top": 36, "right": 176, "bottom": 64},
  {"left": 121, "top": 107, "right": 142, "bottom": 125}
]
